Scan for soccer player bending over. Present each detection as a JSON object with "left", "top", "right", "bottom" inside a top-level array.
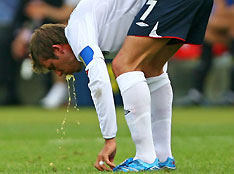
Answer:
[{"left": 29, "top": 0, "right": 213, "bottom": 172}]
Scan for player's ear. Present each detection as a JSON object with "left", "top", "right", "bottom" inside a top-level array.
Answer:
[{"left": 52, "top": 44, "right": 64, "bottom": 55}]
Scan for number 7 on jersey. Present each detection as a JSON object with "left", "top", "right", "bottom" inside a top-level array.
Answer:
[{"left": 140, "top": 0, "right": 158, "bottom": 21}]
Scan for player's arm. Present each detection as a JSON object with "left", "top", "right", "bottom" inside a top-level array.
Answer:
[{"left": 79, "top": 46, "right": 117, "bottom": 170}]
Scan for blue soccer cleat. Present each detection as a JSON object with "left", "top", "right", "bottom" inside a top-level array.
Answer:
[
  {"left": 159, "top": 157, "right": 176, "bottom": 170},
  {"left": 113, "top": 158, "right": 160, "bottom": 172},
  {"left": 112, "top": 158, "right": 133, "bottom": 171}
]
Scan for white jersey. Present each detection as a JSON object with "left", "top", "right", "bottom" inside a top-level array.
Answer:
[
  {"left": 65, "top": 0, "right": 145, "bottom": 139},
  {"left": 65, "top": 0, "right": 145, "bottom": 59}
]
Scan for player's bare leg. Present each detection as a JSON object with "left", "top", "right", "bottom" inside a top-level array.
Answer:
[
  {"left": 113, "top": 36, "right": 182, "bottom": 168},
  {"left": 113, "top": 36, "right": 170, "bottom": 77},
  {"left": 113, "top": 36, "right": 175, "bottom": 163}
]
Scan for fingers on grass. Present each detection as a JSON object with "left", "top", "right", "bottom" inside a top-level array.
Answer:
[
  {"left": 101, "top": 163, "right": 112, "bottom": 171},
  {"left": 94, "top": 162, "right": 103, "bottom": 171},
  {"left": 104, "top": 156, "right": 116, "bottom": 169},
  {"left": 94, "top": 160, "right": 112, "bottom": 171}
]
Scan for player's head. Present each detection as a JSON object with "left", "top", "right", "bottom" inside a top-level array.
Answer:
[{"left": 29, "top": 24, "right": 82, "bottom": 76}]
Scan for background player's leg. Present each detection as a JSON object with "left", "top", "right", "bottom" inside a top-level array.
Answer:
[
  {"left": 230, "top": 40, "right": 234, "bottom": 93},
  {"left": 192, "top": 41, "right": 213, "bottom": 93}
]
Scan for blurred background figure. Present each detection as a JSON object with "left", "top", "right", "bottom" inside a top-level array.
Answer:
[
  {"left": 174, "top": 0, "right": 234, "bottom": 106},
  {"left": 0, "top": 0, "right": 21, "bottom": 105},
  {"left": 11, "top": 0, "right": 80, "bottom": 108}
]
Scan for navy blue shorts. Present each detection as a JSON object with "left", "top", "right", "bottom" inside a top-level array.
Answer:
[{"left": 128, "top": 0, "right": 214, "bottom": 44}]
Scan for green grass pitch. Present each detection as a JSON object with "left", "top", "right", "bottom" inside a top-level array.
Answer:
[{"left": 0, "top": 106, "right": 233, "bottom": 174}]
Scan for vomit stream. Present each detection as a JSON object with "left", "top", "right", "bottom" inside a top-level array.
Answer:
[
  {"left": 51, "top": 75, "right": 80, "bottom": 171},
  {"left": 56, "top": 75, "right": 79, "bottom": 147},
  {"left": 65, "top": 75, "right": 79, "bottom": 112}
]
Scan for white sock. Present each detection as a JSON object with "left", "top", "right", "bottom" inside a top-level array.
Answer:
[
  {"left": 117, "top": 71, "right": 156, "bottom": 163},
  {"left": 147, "top": 73, "right": 173, "bottom": 162}
]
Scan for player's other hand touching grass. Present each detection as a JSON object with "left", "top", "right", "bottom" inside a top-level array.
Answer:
[{"left": 94, "top": 138, "right": 116, "bottom": 171}]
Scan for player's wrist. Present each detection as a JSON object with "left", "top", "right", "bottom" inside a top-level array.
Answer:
[{"left": 104, "top": 137, "right": 116, "bottom": 145}]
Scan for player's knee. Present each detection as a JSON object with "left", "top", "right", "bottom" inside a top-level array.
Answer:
[{"left": 112, "top": 58, "right": 124, "bottom": 78}]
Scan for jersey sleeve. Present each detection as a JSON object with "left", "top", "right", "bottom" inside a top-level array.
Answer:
[
  {"left": 79, "top": 46, "right": 117, "bottom": 139},
  {"left": 85, "top": 54, "right": 117, "bottom": 139},
  {"left": 65, "top": 13, "right": 117, "bottom": 139}
]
